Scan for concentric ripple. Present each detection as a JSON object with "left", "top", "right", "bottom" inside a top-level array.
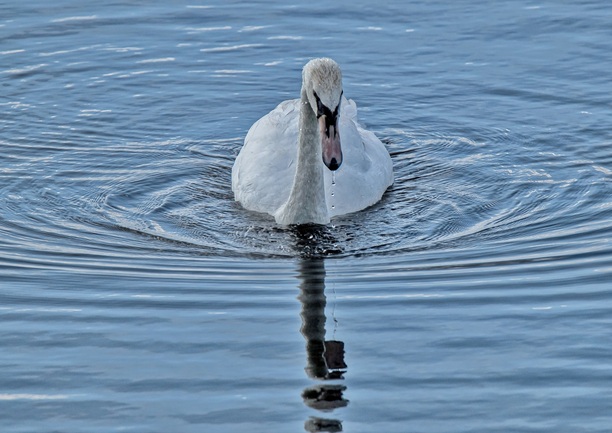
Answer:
[
  {"left": 2, "top": 122, "right": 609, "bottom": 268},
  {"left": 2, "top": 2, "right": 612, "bottom": 432}
]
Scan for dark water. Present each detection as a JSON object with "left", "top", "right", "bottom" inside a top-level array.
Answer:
[{"left": 1, "top": 1, "right": 611, "bottom": 432}]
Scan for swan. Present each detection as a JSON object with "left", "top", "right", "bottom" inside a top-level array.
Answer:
[{"left": 232, "top": 58, "right": 393, "bottom": 225}]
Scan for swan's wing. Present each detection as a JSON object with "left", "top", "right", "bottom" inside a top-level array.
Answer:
[
  {"left": 324, "top": 98, "right": 393, "bottom": 217},
  {"left": 232, "top": 99, "right": 300, "bottom": 215}
]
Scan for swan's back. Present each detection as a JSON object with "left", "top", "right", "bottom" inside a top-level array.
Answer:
[{"left": 232, "top": 97, "right": 393, "bottom": 218}]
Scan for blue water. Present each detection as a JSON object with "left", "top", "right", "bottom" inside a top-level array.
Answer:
[{"left": 1, "top": 1, "right": 611, "bottom": 432}]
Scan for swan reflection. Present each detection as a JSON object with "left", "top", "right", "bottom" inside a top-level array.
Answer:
[{"left": 297, "top": 256, "right": 348, "bottom": 432}]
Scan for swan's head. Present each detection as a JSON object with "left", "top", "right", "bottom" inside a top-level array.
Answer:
[{"left": 303, "top": 58, "right": 343, "bottom": 171}]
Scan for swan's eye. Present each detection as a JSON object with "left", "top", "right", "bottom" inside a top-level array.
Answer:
[
  {"left": 313, "top": 91, "right": 325, "bottom": 118},
  {"left": 334, "top": 94, "right": 342, "bottom": 118}
]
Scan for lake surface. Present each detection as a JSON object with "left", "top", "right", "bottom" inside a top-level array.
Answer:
[{"left": 1, "top": 1, "right": 611, "bottom": 432}]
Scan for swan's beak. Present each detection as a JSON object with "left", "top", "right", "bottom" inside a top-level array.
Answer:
[{"left": 319, "top": 115, "right": 342, "bottom": 171}]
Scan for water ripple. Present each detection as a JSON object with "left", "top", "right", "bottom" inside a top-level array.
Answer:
[
  {"left": 1, "top": 120, "right": 609, "bottom": 273},
  {"left": 2, "top": 2, "right": 612, "bottom": 432}
]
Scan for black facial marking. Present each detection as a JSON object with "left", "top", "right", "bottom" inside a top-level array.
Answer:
[{"left": 313, "top": 91, "right": 343, "bottom": 138}]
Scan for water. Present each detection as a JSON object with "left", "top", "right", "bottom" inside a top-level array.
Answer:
[{"left": 1, "top": 1, "right": 611, "bottom": 432}]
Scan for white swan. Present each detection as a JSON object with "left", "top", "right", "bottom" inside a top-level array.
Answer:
[{"left": 232, "top": 58, "right": 393, "bottom": 225}]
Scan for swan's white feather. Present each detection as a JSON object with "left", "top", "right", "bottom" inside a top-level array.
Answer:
[{"left": 232, "top": 96, "right": 393, "bottom": 219}]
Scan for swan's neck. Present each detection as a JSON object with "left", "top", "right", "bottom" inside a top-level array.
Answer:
[{"left": 275, "top": 89, "right": 329, "bottom": 225}]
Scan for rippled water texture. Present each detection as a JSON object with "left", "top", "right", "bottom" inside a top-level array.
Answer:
[{"left": 1, "top": 1, "right": 611, "bottom": 432}]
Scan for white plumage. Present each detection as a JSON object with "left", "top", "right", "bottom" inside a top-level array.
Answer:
[{"left": 232, "top": 58, "right": 393, "bottom": 225}]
